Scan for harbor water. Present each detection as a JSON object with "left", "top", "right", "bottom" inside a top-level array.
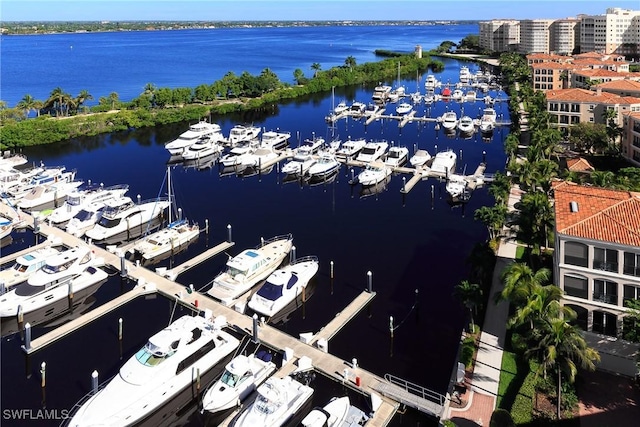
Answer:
[{"left": 0, "top": 24, "right": 508, "bottom": 426}]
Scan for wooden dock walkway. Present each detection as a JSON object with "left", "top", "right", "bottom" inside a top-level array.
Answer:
[
  {"left": 160, "top": 240, "right": 235, "bottom": 280},
  {"left": 0, "top": 237, "right": 63, "bottom": 265},
  {"left": 312, "top": 290, "right": 376, "bottom": 344}
]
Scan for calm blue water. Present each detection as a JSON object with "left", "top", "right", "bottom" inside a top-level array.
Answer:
[
  {"left": 0, "top": 26, "right": 505, "bottom": 427},
  {"left": 0, "top": 24, "right": 477, "bottom": 108}
]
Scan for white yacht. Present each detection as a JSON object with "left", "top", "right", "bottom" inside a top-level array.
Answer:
[
  {"left": 65, "top": 202, "right": 107, "bottom": 238},
  {"left": 457, "top": 115, "right": 475, "bottom": 135},
  {"left": 451, "top": 89, "right": 464, "bottom": 101},
  {"left": 67, "top": 314, "right": 240, "bottom": 427},
  {"left": 333, "top": 101, "right": 348, "bottom": 115},
  {"left": 409, "top": 149, "right": 432, "bottom": 168},
  {"left": 348, "top": 101, "right": 366, "bottom": 115},
  {"left": 201, "top": 351, "right": 277, "bottom": 414},
  {"left": 228, "top": 124, "right": 261, "bottom": 146},
  {"left": 430, "top": 150, "right": 457, "bottom": 176},
  {"left": 0, "top": 153, "right": 28, "bottom": 170},
  {"left": 355, "top": 141, "right": 388, "bottom": 163},
  {"left": 465, "top": 90, "right": 477, "bottom": 102},
  {"left": 229, "top": 375, "right": 314, "bottom": 427},
  {"left": 305, "top": 153, "right": 340, "bottom": 180},
  {"left": 131, "top": 218, "right": 199, "bottom": 262},
  {"left": 395, "top": 102, "right": 413, "bottom": 115},
  {"left": 180, "top": 137, "right": 223, "bottom": 161},
  {"left": 384, "top": 146, "right": 409, "bottom": 167},
  {"left": 479, "top": 107, "right": 497, "bottom": 134},
  {"left": 440, "top": 111, "right": 458, "bottom": 131},
  {"left": 207, "top": 234, "right": 293, "bottom": 307},
  {"left": 424, "top": 74, "right": 440, "bottom": 91},
  {"left": 84, "top": 196, "right": 171, "bottom": 244},
  {"left": 281, "top": 146, "right": 317, "bottom": 176},
  {"left": 17, "top": 179, "right": 84, "bottom": 212},
  {"left": 260, "top": 130, "right": 291, "bottom": 151},
  {"left": 446, "top": 174, "right": 469, "bottom": 200},
  {"left": 220, "top": 140, "right": 258, "bottom": 167},
  {"left": 0, "top": 246, "right": 107, "bottom": 318},
  {"left": 371, "top": 84, "right": 391, "bottom": 102},
  {"left": 47, "top": 183, "right": 129, "bottom": 225},
  {"left": 356, "top": 162, "right": 392, "bottom": 187},
  {"left": 363, "top": 103, "right": 384, "bottom": 118},
  {"left": 301, "top": 396, "right": 370, "bottom": 427},
  {"left": 0, "top": 216, "right": 13, "bottom": 240},
  {"left": 335, "top": 138, "right": 366, "bottom": 159},
  {"left": 459, "top": 66, "right": 471, "bottom": 85},
  {"left": 0, "top": 165, "right": 44, "bottom": 195},
  {"left": 164, "top": 121, "right": 224, "bottom": 156},
  {"left": 248, "top": 256, "right": 319, "bottom": 318},
  {"left": 0, "top": 245, "right": 61, "bottom": 289},
  {"left": 241, "top": 148, "right": 279, "bottom": 169},
  {"left": 6, "top": 166, "right": 76, "bottom": 203}
]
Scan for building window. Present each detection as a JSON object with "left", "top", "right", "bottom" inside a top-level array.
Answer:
[
  {"left": 593, "top": 279, "right": 618, "bottom": 305},
  {"left": 594, "top": 247, "right": 618, "bottom": 272},
  {"left": 623, "top": 252, "right": 640, "bottom": 276},
  {"left": 623, "top": 284, "right": 640, "bottom": 305},
  {"left": 564, "top": 275, "right": 588, "bottom": 299},
  {"left": 564, "top": 241, "right": 588, "bottom": 267}
]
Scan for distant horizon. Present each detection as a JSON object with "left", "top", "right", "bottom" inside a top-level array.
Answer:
[{"left": 2, "top": 1, "right": 639, "bottom": 22}]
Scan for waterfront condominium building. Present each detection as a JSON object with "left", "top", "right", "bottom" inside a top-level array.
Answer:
[
  {"left": 553, "top": 181, "right": 640, "bottom": 338},
  {"left": 478, "top": 20, "right": 520, "bottom": 52},
  {"left": 622, "top": 111, "right": 640, "bottom": 166},
  {"left": 580, "top": 8, "right": 640, "bottom": 56},
  {"left": 518, "top": 19, "right": 555, "bottom": 54},
  {"left": 549, "top": 18, "right": 580, "bottom": 55}
]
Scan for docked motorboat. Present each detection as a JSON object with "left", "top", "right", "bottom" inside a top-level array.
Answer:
[
  {"left": 348, "top": 101, "right": 366, "bottom": 116},
  {"left": 47, "top": 183, "right": 129, "bottom": 225},
  {"left": 207, "top": 234, "right": 293, "bottom": 307},
  {"left": 440, "top": 111, "right": 458, "bottom": 131},
  {"left": 384, "top": 146, "right": 409, "bottom": 167},
  {"left": 409, "top": 149, "right": 432, "bottom": 168},
  {"left": 355, "top": 141, "right": 388, "bottom": 163},
  {"left": 430, "top": 150, "right": 457, "bottom": 176},
  {"left": 333, "top": 101, "right": 348, "bottom": 115},
  {"left": 220, "top": 140, "right": 258, "bottom": 167},
  {"left": 0, "top": 165, "right": 44, "bottom": 195},
  {"left": 395, "top": 102, "right": 413, "bottom": 115},
  {"left": 282, "top": 146, "right": 317, "bottom": 176},
  {"left": 363, "top": 103, "right": 384, "bottom": 117},
  {"left": 65, "top": 202, "right": 107, "bottom": 237},
  {"left": 424, "top": 74, "right": 440, "bottom": 91},
  {"left": 372, "top": 84, "right": 391, "bottom": 102},
  {"left": 260, "top": 130, "right": 291, "bottom": 151},
  {"left": 300, "top": 136, "right": 326, "bottom": 154},
  {"left": 446, "top": 174, "right": 469, "bottom": 200},
  {"left": 5, "top": 166, "right": 76, "bottom": 203},
  {"left": 180, "top": 136, "right": 223, "bottom": 161},
  {"left": 301, "top": 396, "right": 370, "bottom": 427},
  {"left": 479, "top": 107, "right": 497, "bottom": 134},
  {"left": 0, "top": 216, "right": 13, "bottom": 240},
  {"left": 0, "top": 246, "right": 107, "bottom": 318},
  {"left": 335, "top": 138, "right": 366, "bottom": 159},
  {"left": 241, "top": 148, "right": 279, "bottom": 169},
  {"left": 451, "top": 89, "right": 464, "bottom": 101},
  {"left": 228, "top": 124, "right": 261, "bottom": 146},
  {"left": 229, "top": 375, "right": 314, "bottom": 427},
  {"left": 355, "top": 162, "right": 392, "bottom": 187},
  {"left": 84, "top": 196, "right": 171, "bottom": 244},
  {"left": 0, "top": 245, "right": 61, "bottom": 289},
  {"left": 459, "top": 66, "right": 471, "bottom": 85},
  {"left": 305, "top": 153, "right": 340, "bottom": 180},
  {"left": 67, "top": 314, "right": 240, "bottom": 427},
  {"left": 465, "top": 90, "right": 477, "bottom": 102},
  {"left": 17, "top": 179, "right": 84, "bottom": 212},
  {"left": 0, "top": 153, "right": 28, "bottom": 170},
  {"left": 201, "top": 351, "right": 277, "bottom": 414},
  {"left": 457, "top": 115, "right": 475, "bottom": 135},
  {"left": 248, "top": 256, "right": 319, "bottom": 318},
  {"left": 164, "top": 121, "right": 224, "bottom": 156}
]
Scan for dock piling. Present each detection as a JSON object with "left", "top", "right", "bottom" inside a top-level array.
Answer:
[
  {"left": 227, "top": 224, "right": 232, "bottom": 243},
  {"left": 24, "top": 322, "right": 32, "bottom": 351},
  {"left": 205, "top": 219, "right": 209, "bottom": 233},
  {"left": 91, "top": 370, "right": 98, "bottom": 394},
  {"left": 0, "top": 281, "right": 4, "bottom": 295},
  {"left": 330, "top": 261, "right": 334, "bottom": 279},
  {"left": 290, "top": 246, "right": 296, "bottom": 263},
  {"left": 120, "top": 254, "right": 126, "bottom": 277},
  {"left": 118, "top": 318, "right": 123, "bottom": 341},
  {"left": 390, "top": 316, "right": 394, "bottom": 339},
  {"left": 252, "top": 314, "right": 259, "bottom": 343},
  {"left": 402, "top": 177, "right": 406, "bottom": 193},
  {"left": 483, "top": 150, "right": 486, "bottom": 162},
  {"left": 40, "top": 361, "right": 46, "bottom": 388},
  {"left": 367, "top": 271, "right": 373, "bottom": 293}
]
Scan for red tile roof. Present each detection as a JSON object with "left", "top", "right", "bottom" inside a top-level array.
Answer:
[
  {"left": 566, "top": 158, "right": 595, "bottom": 172},
  {"left": 553, "top": 181, "right": 640, "bottom": 246},
  {"left": 595, "top": 80, "right": 640, "bottom": 91}
]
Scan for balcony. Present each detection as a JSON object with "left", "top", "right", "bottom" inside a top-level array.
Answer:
[
  {"left": 623, "top": 265, "right": 640, "bottom": 277},
  {"left": 593, "top": 260, "right": 618, "bottom": 273},
  {"left": 593, "top": 293, "right": 618, "bottom": 305}
]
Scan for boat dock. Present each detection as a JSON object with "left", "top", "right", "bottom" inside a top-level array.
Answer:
[
  {"left": 159, "top": 240, "right": 235, "bottom": 280},
  {"left": 0, "top": 237, "right": 63, "bottom": 265}
]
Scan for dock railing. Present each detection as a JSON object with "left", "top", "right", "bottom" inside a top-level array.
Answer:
[{"left": 384, "top": 373, "right": 447, "bottom": 409}]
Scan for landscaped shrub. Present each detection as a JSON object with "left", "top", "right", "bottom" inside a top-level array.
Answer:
[{"left": 490, "top": 408, "right": 515, "bottom": 427}]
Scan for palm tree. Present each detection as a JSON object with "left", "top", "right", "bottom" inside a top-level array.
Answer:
[
  {"left": 16, "top": 94, "right": 37, "bottom": 118},
  {"left": 142, "top": 82, "right": 157, "bottom": 97},
  {"left": 107, "top": 92, "right": 120, "bottom": 110},
  {"left": 310, "top": 62, "right": 322, "bottom": 78},
  {"left": 75, "top": 89, "right": 93, "bottom": 113},
  {"left": 602, "top": 108, "right": 623, "bottom": 153},
  {"left": 525, "top": 318, "right": 599, "bottom": 420},
  {"left": 44, "top": 87, "right": 74, "bottom": 116},
  {"left": 344, "top": 56, "right": 356, "bottom": 72},
  {"left": 498, "top": 262, "right": 550, "bottom": 307},
  {"left": 453, "top": 280, "right": 483, "bottom": 332},
  {"left": 509, "top": 285, "right": 574, "bottom": 332}
]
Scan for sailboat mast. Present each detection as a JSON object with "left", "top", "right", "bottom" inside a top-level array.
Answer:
[{"left": 167, "top": 166, "right": 172, "bottom": 224}]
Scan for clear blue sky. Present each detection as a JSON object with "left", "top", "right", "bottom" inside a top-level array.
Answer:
[{"left": 1, "top": 0, "right": 637, "bottom": 22}]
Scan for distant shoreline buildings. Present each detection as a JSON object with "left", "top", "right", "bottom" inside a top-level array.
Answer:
[{"left": 479, "top": 7, "right": 640, "bottom": 57}]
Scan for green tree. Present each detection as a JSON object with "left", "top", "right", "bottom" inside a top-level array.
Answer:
[
  {"left": 622, "top": 299, "right": 640, "bottom": 342},
  {"left": 602, "top": 108, "right": 623, "bottom": 154},
  {"left": 75, "top": 89, "right": 93, "bottom": 113},
  {"left": 344, "top": 56, "right": 356, "bottom": 71},
  {"left": 453, "top": 280, "right": 483, "bottom": 332},
  {"left": 310, "top": 62, "right": 322, "bottom": 78},
  {"left": 16, "top": 94, "right": 38, "bottom": 118},
  {"left": 510, "top": 191, "right": 554, "bottom": 259},
  {"left": 44, "top": 87, "right": 75, "bottom": 116},
  {"left": 293, "top": 68, "right": 306, "bottom": 85},
  {"left": 474, "top": 204, "right": 507, "bottom": 242},
  {"left": 498, "top": 262, "right": 551, "bottom": 307}
]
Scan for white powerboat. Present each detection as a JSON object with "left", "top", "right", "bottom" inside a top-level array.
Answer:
[
  {"left": 282, "top": 146, "right": 317, "bottom": 176},
  {"left": 207, "top": 234, "right": 293, "bottom": 307},
  {"left": 395, "top": 102, "right": 413, "bottom": 115},
  {"left": 459, "top": 66, "right": 471, "bottom": 85},
  {"left": 131, "top": 218, "right": 199, "bottom": 261},
  {"left": 305, "top": 153, "right": 340, "bottom": 180},
  {"left": 424, "top": 74, "right": 440, "bottom": 91},
  {"left": 0, "top": 245, "right": 61, "bottom": 289},
  {"left": 180, "top": 137, "right": 223, "bottom": 161},
  {"left": 67, "top": 314, "right": 240, "bottom": 427},
  {"left": 248, "top": 256, "right": 319, "bottom": 318},
  {"left": 301, "top": 396, "right": 370, "bottom": 427},
  {"left": 0, "top": 246, "right": 107, "bottom": 318},
  {"left": 228, "top": 124, "right": 261, "bottom": 146},
  {"left": 335, "top": 138, "right": 366, "bottom": 159},
  {"left": 17, "top": 179, "right": 84, "bottom": 212},
  {"left": 363, "top": 103, "right": 384, "bottom": 117},
  {"left": 84, "top": 196, "right": 171, "bottom": 244},
  {"left": 164, "top": 121, "right": 224, "bottom": 155},
  {"left": 0, "top": 153, "right": 28, "bottom": 170},
  {"left": 333, "top": 101, "right": 348, "bottom": 115},
  {"left": 372, "top": 84, "right": 391, "bottom": 102},
  {"left": 356, "top": 162, "right": 392, "bottom": 187},
  {"left": 409, "top": 149, "right": 432, "bottom": 168},
  {"left": 6, "top": 166, "right": 75, "bottom": 202},
  {"left": 0, "top": 216, "right": 13, "bottom": 240},
  {"left": 446, "top": 174, "right": 469, "bottom": 200},
  {"left": 0, "top": 165, "right": 44, "bottom": 195},
  {"left": 47, "top": 183, "right": 129, "bottom": 225},
  {"left": 241, "top": 148, "right": 279, "bottom": 169},
  {"left": 65, "top": 202, "right": 107, "bottom": 237},
  {"left": 229, "top": 375, "right": 314, "bottom": 427},
  {"left": 220, "top": 140, "right": 258, "bottom": 167},
  {"left": 260, "top": 130, "right": 291, "bottom": 151},
  {"left": 465, "top": 90, "right": 477, "bottom": 102},
  {"left": 430, "top": 150, "right": 457, "bottom": 176},
  {"left": 440, "top": 111, "right": 458, "bottom": 131},
  {"left": 201, "top": 351, "right": 277, "bottom": 414},
  {"left": 355, "top": 141, "right": 388, "bottom": 163},
  {"left": 479, "top": 107, "right": 497, "bottom": 134},
  {"left": 451, "top": 89, "right": 464, "bottom": 101},
  {"left": 457, "top": 115, "right": 475, "bottom": 135},
  {"left": 384, "top": 146, "right": 409, "bottom": 167},
  {"left": 348, "top": 101, "right": 366, "bottom": 115}
]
